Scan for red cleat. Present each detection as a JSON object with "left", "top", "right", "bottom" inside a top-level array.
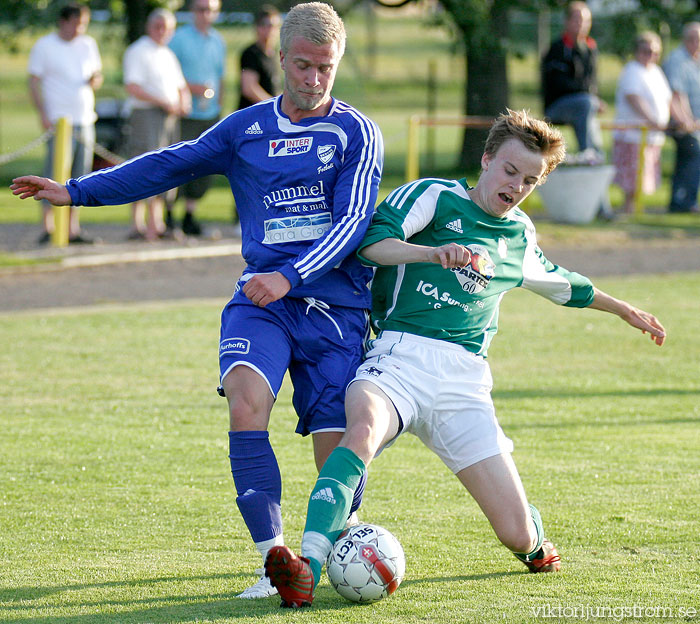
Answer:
[
  {"left": 516, "top": 538, "right": 562, "bottom": 573},
  {"left": 264, "top": 545, "right": 315, "bottom": 608}
]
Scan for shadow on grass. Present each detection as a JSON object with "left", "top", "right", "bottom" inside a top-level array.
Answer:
[
  {"left": 400, "top": 570, "right": 522, "bottom": 586},
  {"left": 494, "top": 387, "right": 700, "bottom": 401},
  {"left": 1, "top": 571, "right": 274, "bottom": 623},
  {"left": 0, "top": 570, "right": 525, "bottom": 623},
  {"left": 0, "top": 573, "right": 247, "bottom": 604},
  {"left": 493, "top": 387, "right": 700, "bottom": 430}
]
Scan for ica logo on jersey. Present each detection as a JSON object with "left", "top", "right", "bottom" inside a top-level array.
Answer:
[{"left": 268, "top": 137, "right": 313, "bottom": 157}]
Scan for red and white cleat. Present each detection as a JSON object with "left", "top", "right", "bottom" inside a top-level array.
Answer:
[
  {"left": 264, "top": 545, "right": 315, "bottom": 608},
  {"left": 516, "top": 539, "right": 561, "bottom": 573}
]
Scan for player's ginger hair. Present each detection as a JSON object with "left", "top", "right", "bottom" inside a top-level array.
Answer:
[
  {"left": 484, "top": 109, "right": 566, "bottom": 182},
  {"left": 280, "top": 2, "right": 346, "bottom": 57}
]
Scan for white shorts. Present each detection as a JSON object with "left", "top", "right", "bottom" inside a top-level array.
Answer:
[{"left": 352, "top": 331, "right": 514, "bottom": 474}]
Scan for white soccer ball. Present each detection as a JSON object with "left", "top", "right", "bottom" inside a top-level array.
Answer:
[{"left": 326, "top": 523, "right": 405, "bottom": 603}]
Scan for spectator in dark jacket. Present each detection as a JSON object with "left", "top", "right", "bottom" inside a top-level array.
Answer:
[{"left": 541, "top": 1, "right": 604, "bottom": 156}]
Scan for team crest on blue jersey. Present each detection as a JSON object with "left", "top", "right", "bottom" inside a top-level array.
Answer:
[
  {"left": 268, "top": 137, "right": 313, "bottom": 157},
  {"left": 451, "top": 244, "right": 496, "bottom": 294},
  {"left": 317, "top": 144, "right": 336, "bottom": 164}
]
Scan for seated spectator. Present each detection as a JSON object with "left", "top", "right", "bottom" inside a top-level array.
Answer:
[
  {"left": 612, "top": 32, "right": 672, "bottom": 213},
  {"left": 541, "top": 1, "right": 604, "bottom": 157},
  {"left": 663, "top": 22, "right": 700, "bottom": 214}
]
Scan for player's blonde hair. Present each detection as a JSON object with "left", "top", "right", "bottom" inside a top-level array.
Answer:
[
  {"left": 484, "top": 109, "right": 566, "bottom": 181},
  {"left": 280, "top": 2, "right": 346, "bottom": 57}
]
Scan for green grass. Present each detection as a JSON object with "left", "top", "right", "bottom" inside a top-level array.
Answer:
[{"left": 1, "top": 273, "right": 699, "bottom": 623}]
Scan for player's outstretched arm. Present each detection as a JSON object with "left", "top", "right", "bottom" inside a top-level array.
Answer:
[
  {"left": 587, "top": 287, "right": 666, "bottom": 346},
  {"left": 10, "top": 176, "right": 71, "bottom": 205},
  {"left": 362, "top": 238, "right": 472, "bottom": 269}
]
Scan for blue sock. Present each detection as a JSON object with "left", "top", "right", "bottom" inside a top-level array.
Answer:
[
  {"left": 228, "top": 430, "right": 282, "bottom": 543},
  {"left": 349, "top": 469, "right": 368, "bottom": 516}
]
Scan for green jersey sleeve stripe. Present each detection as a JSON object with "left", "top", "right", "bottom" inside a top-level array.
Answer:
[{"left": 385, "top": 180, "right": 422, "bottom": 208}]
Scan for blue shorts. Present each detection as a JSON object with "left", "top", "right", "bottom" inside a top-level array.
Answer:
[{"left": 219, "top": 288, "right": 369, "bottom": 436}]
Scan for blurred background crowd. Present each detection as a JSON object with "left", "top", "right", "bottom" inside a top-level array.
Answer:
[{"left": 2, "top": 0, "right": 699, "bottom": 244}]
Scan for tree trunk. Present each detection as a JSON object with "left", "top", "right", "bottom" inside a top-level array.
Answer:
[
  {"left": 459, "top": 4, "right": 510, "bottom": 170},
  {"left": 124, "top": 0, "right": 161, "bottom": 44}
]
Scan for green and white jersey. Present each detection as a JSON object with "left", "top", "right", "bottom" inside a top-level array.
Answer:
[{"left": 358, "top": 177, "right": 595, "bottom": 356}]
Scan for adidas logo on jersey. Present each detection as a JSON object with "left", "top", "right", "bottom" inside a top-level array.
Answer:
[
  {"left": 446, "top": 218, "right": 463, "bottom": 233},
  {"left": 311, "top": 487, "right": 336, "bottom": 504},
  {"left": 245, "top": 122, "right": 263, "bottom": 135}
]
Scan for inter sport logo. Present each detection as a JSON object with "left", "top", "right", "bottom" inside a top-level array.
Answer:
[{"left": 268, "top": 137, "right": 313, "bottom": 157}]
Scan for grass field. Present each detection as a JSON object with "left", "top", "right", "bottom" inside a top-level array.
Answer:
[{"left": 1, "top": 273, "right": 699, "bottom": 623}]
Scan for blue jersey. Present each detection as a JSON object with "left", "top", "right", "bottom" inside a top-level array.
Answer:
[{"left": 67, "top": 96, "right": 384, "bottom": 308}]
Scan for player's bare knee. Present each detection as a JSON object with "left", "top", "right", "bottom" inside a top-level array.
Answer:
[
  {"left": 228, "top": 395, "right": 270, "bottom": 431},
  {"left": 342, "top": 419, "right": 381, "bottom": 464}
]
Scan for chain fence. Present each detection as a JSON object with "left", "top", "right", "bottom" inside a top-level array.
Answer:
[
  {"left": 0, "top": 128, "right": 125, "bottom": 168},
  {"left": 0, "top": 128, "right": 54, "bottom": 167},
  {"left": 92, "top": 141, "right": 125, "bottom": 166}
]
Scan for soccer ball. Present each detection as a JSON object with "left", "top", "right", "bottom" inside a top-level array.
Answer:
[{"left": 326, "top": 523, "right": 405, "bottom": 603}]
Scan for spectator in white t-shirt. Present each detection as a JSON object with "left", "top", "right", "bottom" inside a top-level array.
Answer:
[
  {"left": 28, "top": 3, "right": 102, "bottom": 244},
  {"left": 612, "top": 32, "right": 672, "bottom": 213},
  {"left": 123, "top": 8, "right": 191, "bottom": 240}
]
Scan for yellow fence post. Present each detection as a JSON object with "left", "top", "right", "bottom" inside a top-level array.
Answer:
[
  {"left": 633, "top": 126, "right": 647, "bottom": 216},
  {"left": 406, "top": 115, "right": 421, "bottom": 182},
  {"left": 51, "top": 117, "right": 72, "bottom": 247}
]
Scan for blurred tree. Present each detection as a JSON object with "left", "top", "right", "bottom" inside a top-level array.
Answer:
[
  {"left": 122, "top": 0, "right": 182, "bottom": 42},
  {"left": 438, "top": 0, "right": 512, "bottom": 168}
]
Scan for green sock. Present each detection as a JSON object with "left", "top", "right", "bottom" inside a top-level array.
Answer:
[
  {"left": 514, "top": 504, "right": 545, "bottom": 562},
  {"left": 301, "top": 447, "right": 366, "bottom": 586}
]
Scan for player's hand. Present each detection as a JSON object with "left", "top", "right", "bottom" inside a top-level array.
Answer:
[
  {"left": 620, "top": 306, "right": 666, "bottom": 346},
  {"left": 427, "top": 243, "right": 472, "bottom": 269},
  {"left": 243, "top": 272, "right": 292, "bottom": 307},
  {"left": 10, "top": 176, "right": 71, "bottom": 205},
  {"left": 163, "top": 101, "right": 178, "bottom": 116}
]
